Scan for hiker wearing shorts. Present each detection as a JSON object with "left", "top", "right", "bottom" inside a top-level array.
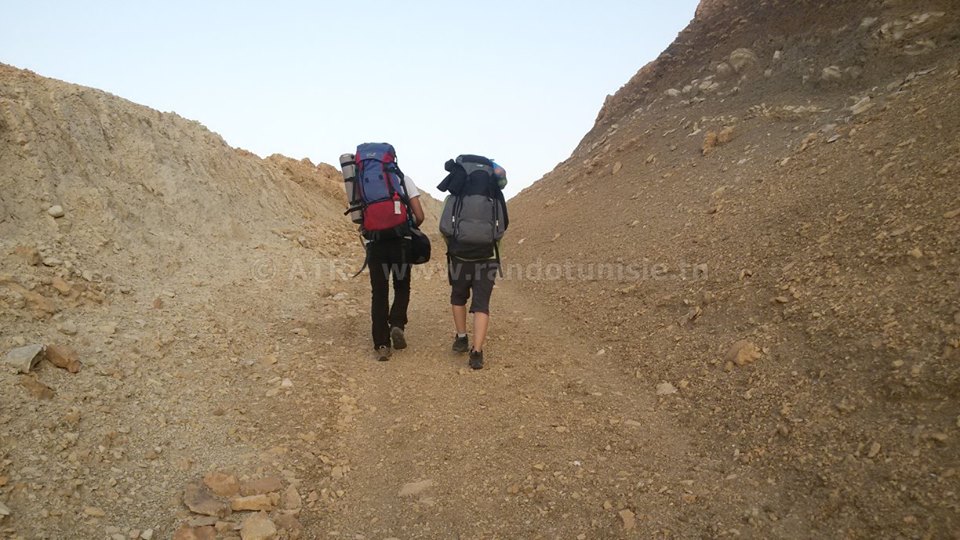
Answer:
[{"left": 437, "top": 156, "right": 508, "bottom": 370}]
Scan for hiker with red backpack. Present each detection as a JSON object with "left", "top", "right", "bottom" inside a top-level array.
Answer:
[
  {"left": 437, "top": 155, "right": 508, "bottom": 370},
  {"left": 340, "top": 143, "right": 427, "bottom": 361}
]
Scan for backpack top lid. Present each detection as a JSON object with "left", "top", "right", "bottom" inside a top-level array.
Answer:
[
  {"left": 356, "top": 142, "right": 396, "bottom": 162},
  {"left": 439, "top": 154, "right": 501, "bottom": 195}
]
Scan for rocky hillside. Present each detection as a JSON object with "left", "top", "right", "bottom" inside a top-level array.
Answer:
[
  {"left": 510, "top": 0, "right": 959, "bottom": 536},
  {"left": 0, "top": 63, "right": 358, "bottom": 276},
  {"left": 0, "top": 64, "right": 368, "bottom": 538}
]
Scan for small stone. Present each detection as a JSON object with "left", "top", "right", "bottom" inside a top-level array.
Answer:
[
  {"left": 821, "top": 66, "right": 843, "bottom": 82},
  {"left": 908, "top": 248, "right": 923, "bottom": 259},
  {"left": 774, "top": 296, "right": 790, "bottom": 304},
  {"left": 283, "top": 486, "right": 302, "bottom": 512},
  {"left": 867, "top": 442, "right": 881, "bottom": 459},
  {"left": 58, "top": 321, "right": 78, "bottom": 335},
  {"left": 240, "top": 513, "right": 277, "bottom": 540},
  {"left": 0, "top": 500, "right": 10, "bottom": 516},
  {"left": 51, "top": 277, "right": 72, "bottom": 295},
  {"left": 717, "top": 126, "right": 735, "bottom": 145},
  {"left": 656, "top": 382, "right": 678, "bottom": 395},
  {"left": 203, "top": 471, "right": 240, "bottom": 497},
  {"left": 619, "top": 509, "right": 637, "bottom": 530},
  {"left": 231, "top": 494, "right": 275, "bottom": 512},
  {"left": 47, "top": 205, "right": 65, "bottom": 218},
  {"left": 183, "top": 481, "right": 231, "bottom": 518},
  {"left": 240, "top": 476, "right": 283, "bottom": 496},
  {"left": 398, "top": 479, "right": 434, "bottom": 497},
  {"left": 44, "top": 344, "right": 82, "bottom": 373},
  {"left": 273, "top": 512, "right": 303, "bottom": 537},
  {"left": 728, "top": 48, "right": 758, "bottom": 72},
  {"left": 726, "top": 340, "right": 762, "bottom": 366},
  {"left": 100, "top": 323, "right": 118, "bottom": 335},
  {"left": 612, "top": 162, "right": 623, "bottom": 175},
  {"left": 172, "top": 524, "right": 216, "bottom": 540},
  {"left": 850, "top": 97, "right": 873, "bottom": 115},
  {"left": 83, "top": 506, "right": 106, "bottom": 517},
  {"left": 715, "top": 61, "right": 734, "bottom": 78},
  {"left": 702, "top": 132, "right": 718, "bottom": 155},
  {"left": 259, "top": 355, "right": 278, "bottom": 367},
  {"left": 13, "top": 246, "right": 42, "bottom": 266},
  {"left": 665, "top": 88, "right": 681, "bottom": 97},
  {"left": 140, "top": 530, "right": 154, "bottom": 540},
  {"left": 944, "top": 208, "right": 960, "bottom": 219},
  {"left": 4, "top": 344, "right": 44, "bottom": 373}
]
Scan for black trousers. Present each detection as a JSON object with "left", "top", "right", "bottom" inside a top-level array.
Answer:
[{"left": 367, "top": 238, "right": 411, "bottom": 349}]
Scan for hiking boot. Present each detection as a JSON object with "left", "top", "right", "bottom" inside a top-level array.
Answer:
[
  {"left": 452, "top": 335, "right": 469, "bottom": 353},
  {"left": 390, "top": 327, "right": 407, "bottom": 350},
  {"left": 469, "top": 349, "right": 484, "bottom": 370},
  {"left": 375, "top": 346, "right": 391, "bottom": 362}
]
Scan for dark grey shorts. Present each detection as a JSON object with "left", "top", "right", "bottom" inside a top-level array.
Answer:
[{"left": 448, "top": 259, "right": 499, "bottom": 314}]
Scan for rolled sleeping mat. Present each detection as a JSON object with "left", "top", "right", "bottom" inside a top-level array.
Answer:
[{"left": 339, "top": 153, "right": 363, "bottom": 224}]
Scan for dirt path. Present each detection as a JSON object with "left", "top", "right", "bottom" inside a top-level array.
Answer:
[{"left": 281, "top": 266, "right": 713, "bottom": 538}]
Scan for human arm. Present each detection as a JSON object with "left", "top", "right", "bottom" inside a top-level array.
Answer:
[{"left": 409, "top": 196, "right": 425, "bottom": 227}]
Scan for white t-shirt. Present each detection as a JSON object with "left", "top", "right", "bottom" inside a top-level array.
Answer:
[{"left": 403, "top": 176, "right": 420, "bottom": 199}]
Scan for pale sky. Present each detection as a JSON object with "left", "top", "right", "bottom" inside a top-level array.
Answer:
[{"left": 2, "top": 1, "right": 699, "bottom": 198}]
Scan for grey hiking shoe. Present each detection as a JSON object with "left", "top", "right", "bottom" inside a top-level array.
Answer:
[
  {"left": 469, "top": 349, "right": 484, "bottom": 370},
  {"left": 375, "top": 346, "right": 391, "bottom": 362},
  {"left": 390, "top": 327, "right": 407, "bottom": 350},
  {"left": 452, "top": 335, "right": 469, "bottom": 353}
]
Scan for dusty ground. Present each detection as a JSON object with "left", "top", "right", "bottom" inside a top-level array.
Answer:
[{"left": 3, "top": 0, "right": 960, "bottom": 538}]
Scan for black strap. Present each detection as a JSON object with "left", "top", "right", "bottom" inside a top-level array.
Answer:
[
  {"left": 493, "top": 242, "right": 503, "bottom": 278},
  {"left": 352, "top": 236, "right": 370, "bottom": 278}
]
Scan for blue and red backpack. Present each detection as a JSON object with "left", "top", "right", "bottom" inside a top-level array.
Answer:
[{"left": 351, "top": 142, "right": 411, "bottom": 241}]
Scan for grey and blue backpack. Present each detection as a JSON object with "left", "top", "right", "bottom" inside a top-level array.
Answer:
[{"left": 437, "top": 155, "right": 508, "bottom": 262}]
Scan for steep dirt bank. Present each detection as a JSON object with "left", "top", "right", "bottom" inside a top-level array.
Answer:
[
  {"left": 0, "top": 63, "right": 360, "bottom": 538},
  {"left": 509, "top": 0, "right": 960, "bottom": 536}
]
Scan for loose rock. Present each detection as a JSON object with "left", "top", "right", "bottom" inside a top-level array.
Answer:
[
  {"left": 398, "top": 479, "right": 434, "bottom": 497},
  {"left": 728, "top": 48, "right": 758, "bottom": 72},
  {"left": 240, "top": 513, "right": 277, "bottom": 540},
  {"left": 183, "top": 481, "right": 231, "bottom": 518},
  {"left": 58, "top": 321, "right": 78, "bottom": 335},
  {"left": 20, "top": 376, "right": 55, "bottom": 400},
  {"left": 44, "top": 344, "right": 82, "bottom": 373},
  {"left": 173, "top": 524, "right": 216, "bottom": 540},
  {"left": 4, "top": 344, "right": 44, "bottom": 373},
  {"left": 726, "top": 340, "right": 762, "bottom": 366},
  {"left": 822, "top": 66, "right": 843, "bottom": 82},
  {"left": 240, "top": 476, "right": 283, "bottom": 496},
  {"left": 51, "top": 277, "right": 72, "bottom": 295},
  {"left": 656, "top": 382, "right": 678, "bottom": 395},
  {"left": 231, "top": 494, "right": 275, "bottom": 512},
  {"left": 203, "top": 471, "right": 240, "bottom": 497},
  {"left": 47, "top": 205, "right": 65, "bottom": 218}
]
